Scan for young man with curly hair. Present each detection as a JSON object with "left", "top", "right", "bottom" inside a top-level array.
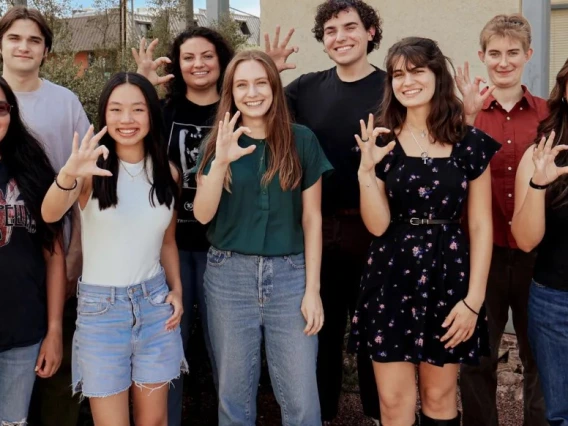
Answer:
[{"left": 267, "top": 1, "right": 385, "bottom": 423}]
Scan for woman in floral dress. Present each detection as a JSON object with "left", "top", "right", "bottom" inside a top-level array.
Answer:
[{"left": 348, "top": 37, "right": 500, "bottom": 426}]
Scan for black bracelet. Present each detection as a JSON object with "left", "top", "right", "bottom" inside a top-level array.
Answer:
[
  {"left": 529, "top": 178, "right": 549, "bottom": 190},
  {"left": 54, "top": 174, "right": 78, "bottom": 191},
  {"left": 462, "top": 299, "right": 479, "bottom": 316}
]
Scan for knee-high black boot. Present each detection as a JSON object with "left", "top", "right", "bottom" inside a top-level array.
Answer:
[{"left": 419, "top": 410, "right": 461, "bottom": 425}]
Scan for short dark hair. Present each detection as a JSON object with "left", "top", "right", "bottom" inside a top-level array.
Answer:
[
  {"left": 165, "top": 26, "right": 234, "bottom": 102},
  {"left": 312, "top": 0, "right": 383, "bottom": 54},
  {"left": 0, "top": 6, "right": 53, "bottom": 52}
]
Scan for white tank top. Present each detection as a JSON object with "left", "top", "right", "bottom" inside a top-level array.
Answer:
[{"left": 80, "top": 159, "right": 173, "bottom": 286}]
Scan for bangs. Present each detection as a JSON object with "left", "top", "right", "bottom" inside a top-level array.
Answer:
[{"left": 387, "top": 48, "right": 430, "bottom": 76}]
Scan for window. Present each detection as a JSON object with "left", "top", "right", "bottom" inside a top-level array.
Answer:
[{"left": 239, "top": 21, "right": 250, "bottom": 36}]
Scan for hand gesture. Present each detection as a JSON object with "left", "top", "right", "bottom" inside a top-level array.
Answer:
[
  {"left": 455, "top": 61, "right": 495, "bottom": 118},
  {"left": 165, "top": 290, "right": 183, "bottom": 332},
  {"left": 215, "top": 111, "right": 256, "bottom": 165},
  {"left": 301, "top": 288, "right": 324, "bottom": 336},
  {"left": 264, "top": 26, "right": 299, "bottom": 73},
  {"left": 35, "top": 329, "right": 62, "bottom": 378},
  {"left": 132, "top": 38, "right": 174, "bottom": 86},
  {"left": 531, "top": 130, "right": 568, "bottom": 185},
  {"left": 60, "top": 125, "right": 111, "bottom": 179},
  {"left": 440, "top": 300, "right": 479, "bottom": 349},
  {"left": 355, "top": 113, "right": 395, "bottom": 173}
]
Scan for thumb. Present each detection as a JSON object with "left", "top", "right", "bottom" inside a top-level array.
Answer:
[
  {"left": 481, "top": 85, "right": 496, "bottom": 101},
  {"left": 35, "top": 351, "right": 46, "bottom": 372},
  {"left": 442, "top": 310, "right": 457, "bottom": 328}
]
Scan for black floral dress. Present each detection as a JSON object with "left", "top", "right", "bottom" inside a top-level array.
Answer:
[{"left": 348, "top": 127, "right": 500, "bottom": 366}]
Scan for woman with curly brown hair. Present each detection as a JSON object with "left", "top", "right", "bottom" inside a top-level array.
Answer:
[
  {"left": 348, "top": 37, "right": 499, "bottom": 426},
  {"left": 512, "top": 58, "right": 568, "bottom": 426}
]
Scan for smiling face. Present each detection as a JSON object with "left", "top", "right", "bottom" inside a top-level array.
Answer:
[
  {"left": 479, "top": 36, "right": 532, "bottom": 89},
  {"left": 0, "top": 19, "right": 47, "bottom": 75},
  {"left": 322, "top": 8, "right": 374, "bottom": 67},
  {"left": 232, "top": 59, "right": 273, "bottom": 121},
  {"left": 179, "top": 36, "right": 221, "bottom": 92},
  {"left": 391, "top": 57, "right": 436, "bottom": 109},
  {"left": 105, "top": 83, "right": 150, "bottom": 146}
]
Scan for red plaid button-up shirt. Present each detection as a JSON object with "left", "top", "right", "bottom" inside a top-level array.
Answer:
[{"left": 474, "top": 86, "right": 548, "bottom": 249}]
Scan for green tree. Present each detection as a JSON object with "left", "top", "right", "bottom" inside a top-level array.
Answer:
[{"left": 210, "top": 13, "right": 249, "bottom": 52}]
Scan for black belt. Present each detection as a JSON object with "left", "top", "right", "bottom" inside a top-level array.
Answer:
[{"left": 393, "top": 217, "right": 461, "bottom": 226}]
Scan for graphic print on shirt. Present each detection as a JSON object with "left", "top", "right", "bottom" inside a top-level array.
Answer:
[
  {"left": 168, "top": 121, "right": 213, "bottom": 220},
  {"left": 0, "top": 179, "right": 36, "bottom": 247}
]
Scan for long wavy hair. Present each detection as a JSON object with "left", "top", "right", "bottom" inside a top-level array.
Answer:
[
  {"left": 535, "top": 58, "right": 568, "bottom": 210},
  {"left": 197, "top": 50, "right": 302, "bottom": 191},
  {"left": 377, "top": 37, "right": 467, "bottom": 144},
  {"left": 164, "top": 27, "right": 234, "bottom": 103},
  {"left": 0, "top": 76, "right": 62, "bottom": 252},
  {"left": 92, "top": 72, "right": 178, "bottom": 209}
]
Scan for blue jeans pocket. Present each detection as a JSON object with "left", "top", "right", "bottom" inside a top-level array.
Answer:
[
  {"left": 207, "top": 247, "right": 230, "bottom": 267},
  {"left": 77, "top": 295, "right": 110, "bottom": 316},
  {"left": 147, "top": 284, "right": 172, "bottom": 308},
  {"left": 284, "top": 253, "right": 306, "bottom": 269}
]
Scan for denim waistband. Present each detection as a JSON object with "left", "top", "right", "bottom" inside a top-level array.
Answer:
[{"left": 77, "top": 268, "right": 166, "bottom": 300}]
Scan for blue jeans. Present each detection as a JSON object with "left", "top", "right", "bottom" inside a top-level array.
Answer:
[
  {"left": 0, "top": 342, "right": 41, "bottom": 425},
  {"left": 528, "top": 280, "right": 568, "bottom": 426},
  {"left": 167, "top": 250, "right": 216, "bottom": 426},
  {"left": 204, "top": 248, "right": 321, "bottom": 426}
]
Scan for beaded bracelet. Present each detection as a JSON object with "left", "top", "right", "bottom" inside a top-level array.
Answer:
[
  {"left": 54, "top": 174, "right": 78, "bottom": 191},
  {"left": 462, "top": 299, "right": 479, "bottom": 316}
]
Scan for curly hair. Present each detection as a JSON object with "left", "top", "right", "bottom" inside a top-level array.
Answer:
[
  {"left": 312, "top": 0, "right": 383, "bottom": 54},
  {"left": 164, "top": 27, "right": 234, "bottom": 103}
]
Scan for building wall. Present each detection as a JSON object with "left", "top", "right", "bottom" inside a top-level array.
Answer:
[
  {"left": 260, "top": 0, "right": 521, "bottom": 86},
  {"left": 74, "top": 51, "right": 89, "bottom": 76}
]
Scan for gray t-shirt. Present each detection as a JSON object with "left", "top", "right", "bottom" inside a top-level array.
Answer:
[{"left": 14, "top": 79, "right": 90, "bottom": 248}]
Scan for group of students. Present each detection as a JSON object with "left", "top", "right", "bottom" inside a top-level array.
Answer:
[{"left": 0, "top": 1, "right": 567, "bottom": 426}]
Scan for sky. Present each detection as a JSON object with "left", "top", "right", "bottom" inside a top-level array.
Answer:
[{"left": 75, "top": 0, "right": 261, "bottom": 16}]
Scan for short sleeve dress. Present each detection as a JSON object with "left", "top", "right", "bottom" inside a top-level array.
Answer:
[{"left": 348, "top": 127, "right": 500, "bottom": 366}]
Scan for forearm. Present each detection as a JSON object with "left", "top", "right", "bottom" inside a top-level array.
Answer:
[
  {"left": 511, "top": 188, "right": 546, "bottom": 252},
  {"left": 161, "top": 241, "right": 182, "bottom": 294},
  {"left": 466, "top": 221, "right": 492, "bottom": 309},
  {"left": 194, "top": 160, "right": 229, "bottom": 224},
  {"left": 302, "top": 213, "right": 322, "bottom": 293},
  {"left": 42, "top": 172, "right": 82, "bottom": 223},
  {"left": 65, "top": 203, "right": 83, "bottom": 282},
  {"left": 44, "top": 241, "right": 66, "bottom": 333},
  {"left": 358, "top": 169, "right": 391, "bottom": 236}
]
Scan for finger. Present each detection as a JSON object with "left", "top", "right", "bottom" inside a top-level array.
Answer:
[
  {"left": 93, "top": 144, "right": 111, "bottom": 161},
  {"left": 536, "top": 135, "right": 546, "bottom": 152},
  {"left": 156, "top": 74, "right": 175, "bottom": 85},
  {"left": 233, "top": 125, "right": 251, "bottom": 140},
  {"left": 280, "top": 27, "right": 295, "bottom": 48},
  {"left": 146, "top": 38, "right": 159, "bottom": 57},
  {"left": 223, "top": 111, "right": 232, "bottom": 133},
  {"left": 446, "top": 330, "right": 465, "bottom": 348},
  {"left": 366, "top": 113, "right": 374, "bottom": 137},
  {"left": 79, "top": 125, "right": 95, "bottom": 151},
  {"left": 35, "top": 351, "right": 46, "bottom": 372},
  {"left": 89, "top": 126, "right": 108, "bottom": 151},
  {"left": 282, "top": 62, "right": 297, "bottom": 70},
  {"left": 272, "top": 25, "right": 281, "bottom": 49},
  {"left": 372, "top": 127, "right": 392, "bottom": 138},
  {"left": 442, "top": 310, "right": 457, "bottom": 328},
  {"left": 464, "top": 60, "right": 470, "bottom": 82},
  {"left": 481, "top": 85, "right": 496, "bottom": 102},
  {"left": 228, "top": 110, "right": 241, "bottom": 132},
  {"left": 545, "top": 130, "right": 556, "bottom": 150},
  {"left": 354, "top": 134, "right": 365, "bottom": 150},
  {"left": 71, "top": 131, "right": 79, "bottom": 153},
  {"left": 456, "top": 65, "right": 463, "bottom": 81},
  {"left": 359, "top": 119, "right": 368, "bottom": 140},
  {"left": 138, "top": 37, "right": 145, "bottom": 59},
  {"left": 304, "top": 311, "right": 315, "bottom": 335},
  {"left": 154, "top": 56, "right": 171, "bottom": 67},
  {"left": 552, "top": 144, "right": 568, "bottom": 157},
  {"left": 264, "top": 32, "right": 271, "bottom": 52},
  {"left": 441, "top": 323, "right": 459, "bottom": 342},
  {"left": 473, "top": 76, "right": 484, "bottom": 89}
]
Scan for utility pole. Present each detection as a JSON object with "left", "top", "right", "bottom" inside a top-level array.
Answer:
[
  {"left": 186, "top": 0, "right": 194, "bottom": 28},
  {"left": 13, "top": 0, "right": 27, "bottom": 6},
  {"left": 206, "top": 0, "right": 229, "bottom": 24}
]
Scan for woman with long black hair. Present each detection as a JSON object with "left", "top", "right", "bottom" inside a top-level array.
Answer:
[
  {"left": 41, "top": 72, "right": 186, "bottom": 426},
  {"left": 0, "top": 76, "right": 65, "bottom": 425},
  {"left": 512, "top": 58, "right": 568, "bottom": 426}
]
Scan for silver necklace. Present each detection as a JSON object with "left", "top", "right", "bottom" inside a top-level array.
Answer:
[
  {"left": 119, "top": 159, "right": 144, "bottom": 180},
  {"left": 407, "top": 127, "right": 430, "bottom": 164}
]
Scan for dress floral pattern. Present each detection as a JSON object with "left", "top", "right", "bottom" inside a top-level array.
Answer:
[{"left": 348, "top": 127, "right": 500, "bottom": 366}]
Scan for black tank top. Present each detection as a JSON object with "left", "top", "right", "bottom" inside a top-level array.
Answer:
[{"left": 533, "top": 204, "right": 568, "bottom": 291}]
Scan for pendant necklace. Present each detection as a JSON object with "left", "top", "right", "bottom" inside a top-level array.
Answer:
[
  {"left": 407, "top": 126, "right": 430, "bottom": 164},
  {"left": 119, "top": 159, "right": 145, "bottom": 180}
]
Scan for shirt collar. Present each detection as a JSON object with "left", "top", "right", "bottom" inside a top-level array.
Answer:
[{"left": 481, "top": 85, "right": 536, "bottom": 111}]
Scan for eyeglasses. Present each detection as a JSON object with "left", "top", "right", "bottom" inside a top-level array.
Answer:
[{"left": 0, "top": 101, "right": 12, "bottom": 117}]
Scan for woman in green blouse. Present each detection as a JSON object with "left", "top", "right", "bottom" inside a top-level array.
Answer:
[{"left": 194, "top": 50, "right": 332, "bottom": 426}]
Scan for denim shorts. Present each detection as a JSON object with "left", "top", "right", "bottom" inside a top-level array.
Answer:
[{"left": 72, "top": 269, "right": 188, "bottom": 398}]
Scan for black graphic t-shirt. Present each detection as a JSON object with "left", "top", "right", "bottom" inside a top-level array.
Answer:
[
  {"left": 0, "top": 162, "right": 47, "bottom": 352},
  {"left": 163, "top": 97, "right": 218, "bottom": 251}
]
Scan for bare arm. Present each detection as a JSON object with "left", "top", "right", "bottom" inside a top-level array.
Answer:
[
  {"left": 300, "top": 177, "right": 324, "bottom": 336},
  {"left": 64, "top": 204, "right": 83, "bottom": 299},
  {"left": 36, "top": 238, "right": 65, "bottom": 378}
]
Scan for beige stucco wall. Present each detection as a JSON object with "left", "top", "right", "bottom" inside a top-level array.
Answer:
[{"left": 260, "top": 0, "right": 522, "bottom": 86}]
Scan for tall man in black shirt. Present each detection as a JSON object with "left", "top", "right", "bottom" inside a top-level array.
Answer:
[{"left": 266, "top": 0, "right": 386, "bottom": 423}]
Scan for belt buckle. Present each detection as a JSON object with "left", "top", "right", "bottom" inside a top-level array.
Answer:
[{"left": 410, "top": 217, "right": 421, "bottom": 226}]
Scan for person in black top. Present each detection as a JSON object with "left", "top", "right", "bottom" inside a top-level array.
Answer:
[
  {"left": 512, "top": 58, "right": 568, "bottom": 426},
  {"left": 0, "top": 76, "right": 64, "bottom": 424},
  {"left": 265, "top": 0, "right": 385, "bottom": 422},
  {"left": 133, "top": 27, "right": 234, "bottom": 426}
]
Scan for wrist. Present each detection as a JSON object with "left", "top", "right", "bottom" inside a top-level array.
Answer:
[
  {"left": 464, "top": 294, "right": 483, "bottom": 311},
  {"left": 211, "top": 158, "right": 230, "bottom": 169},
  {"left": 530, "top": 173, "right": 550, "bottom": 188},
  {"left": 57, "top": 169, "right": 78, "bottom": 185},
  {"left": 46, "top": 323, "right": 63, "bottom": 335}
]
